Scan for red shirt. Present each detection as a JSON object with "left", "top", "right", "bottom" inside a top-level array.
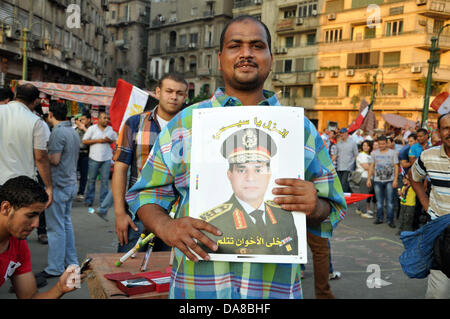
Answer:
[{"left": 0, "top": 236, "right": 32, "bottom": 287}]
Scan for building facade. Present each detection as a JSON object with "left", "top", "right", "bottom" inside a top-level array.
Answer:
[
  {"left": 147, "top": 0, "right": 233, "bottom": 100},
  {"left": 0, "top": 0, "right": 110, "bottom": 87},
  {"left": 105, "top": 0, "right": 150, "bottom": 88},
  {"left": 235, "top": 0, "right": 450, "bottom": 131}
]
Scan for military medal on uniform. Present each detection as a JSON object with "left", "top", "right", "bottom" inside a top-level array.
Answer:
[{"left": 189, "top": 106, "right": 308, "bottom": 264}]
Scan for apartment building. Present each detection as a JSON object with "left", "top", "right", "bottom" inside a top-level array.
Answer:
[
  {"left": 235, "top": 0, "right": 450, "bottom": 131},
  {"left": 147, "top": 0, "right": 233, "bottom": 100},
  {"left": 0, "top": 0, "right": 110, "bottom": 86},
  {"left": 105, "top": 0, "right": 150, "bottom": 88},
  {"left": 315, "top": 0, "right": 450, "bottom": 131}
]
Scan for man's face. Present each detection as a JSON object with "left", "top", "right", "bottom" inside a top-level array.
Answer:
[
  {"left": 438, "top": 115, "right": 450, "bottom": 150},
  {"left": 387, "top": 139, "right": 394, "bottom": 149},
  {"left": 80, "top": 115, "right": 91, "bottom": 126},
  {"left": 3, "top": 202, "right": 46, "bottom": 240},
  {"left": 407, "top": 136, "right": 416, "bottom": 147},
  {"left": 378, "top": 140, "right": 387, "bottom": 151},
  {"left": 417, "top": 132, "right": 428, "bottom": 145},
  {"left": 218, "top": 19, "right": 273, "bottom": 92},
  {"left": 227, "top": 162, "right": 271, "bottom": 208},
  {"left": 156, "top": 79, "right": 187, "bottom": 120},
  {"left": 98, "top": 113, "right": 109, "bottom": 127}
]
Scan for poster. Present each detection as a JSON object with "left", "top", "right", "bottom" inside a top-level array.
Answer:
[{"left": 189, "top": 106, "right": 307, "bottom": 264}]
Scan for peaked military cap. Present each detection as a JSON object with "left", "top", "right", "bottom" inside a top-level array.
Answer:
[{"left": 221, "top": 128, "right": 277, "bottom": 164}]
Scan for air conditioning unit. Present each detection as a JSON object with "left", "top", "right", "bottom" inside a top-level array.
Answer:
[
  {"left": 331, "top": 71, "right": 339, "bottom": 77},
  {"left": 280, "top": 47, "right": 288, "bottom": 54},
  {"left": 63, "top": 50, "right": 75, "bottom": 60},
  {"left": 272, "top": 74, "right": 279, "bottom": 80},
  {"left": 5, "top": 25, "right": 21, "bottom": 40},
  {"left": 296, "top": 18, "right": 304, "bottom": 25},
  {"left": 416, "top": 0, "right": 427, "bottom": 5},
  {"left": 327, "top": 13, "right": 336, "bottom": 20},
  {"left": 169, "top": 17, "right": 177, "bottom": 23},
  {"left": 316, "top": 71, "right": 325, "bottom": 78},
  {"left": 311, "top": 10, "right": 318, "bottom": 16},
  {"left": 411, "top": 65, "right": 422, "bottom": 73},
  {"left": 346, "top": 69, "right": 355, "bottom": 76},
  {"left": 254, "top": 0, "right": 262, "bottom": 4},
  {"left": 188, "top": 42, "right": 197, "bottom": 48}
]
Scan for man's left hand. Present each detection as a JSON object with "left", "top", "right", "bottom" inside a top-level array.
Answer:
[{"left": 272, "top": 178, "right": 318, "bottom": 216}]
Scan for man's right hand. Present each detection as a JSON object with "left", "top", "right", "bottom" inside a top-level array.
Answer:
[
  {"left": 158, "top": 217, "right": 222, "bottom": 262},
  {"left": 115, "top": 211, "right": 138, "bottom": 246}
]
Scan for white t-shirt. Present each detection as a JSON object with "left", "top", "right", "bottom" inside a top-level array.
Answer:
[
  {"left": 82, "top": 124, "right": 118, "bottom": 162},
  {"left": 156, "top": 114, "right": 169, "bottom": 130},
  {"left": 356, "top": 152, "right": 372, "bottom": 178},
  {"left": 33, "top": 119, "right": 51, "bottom": 150}
]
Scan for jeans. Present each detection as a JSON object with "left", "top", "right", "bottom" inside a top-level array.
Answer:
[
  {"left": 337, "top": 170, "right": 351, "bottom": 193},
  {"left": 97, "top": 188, "right": 113, "bottom": 216},
  {"left": 85, "top": 159, "right": 110, "bottom": 206},
  {"left": 45, "top": 184, "right": 78, "bottom": 275},
  {"left": 77, "top": 154, "right": 89, "bottom": 195},
  {"left": 374, "top": 181, "right": 395, "bottom": 224},
  {"left": 117, "top": 219, "right": 145, "bottom": 253}
]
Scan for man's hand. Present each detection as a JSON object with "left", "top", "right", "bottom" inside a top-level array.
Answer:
[
  {"left": 392, "top": 179, "right": 398, "bottom": 189},
  {"left": 272, "top": 178, "right": 331, "bottom": 226},
  {"left": 56, "top": 265, "right": 86, "bottom": 295},
  {"left": 272, "top": 178, "right": 318, "bottom": 215},
  {"left": 366, "top": 179, "right": 372, "bottom": 188},
  {"left": 158, "top": 217, "right": 222, "bottom": 262},
  {"left": 45, "top": 187, "right": 53, "bottom": 208},
  {"left": 115, "top": 211, "right": 138, "bottom": 246}
]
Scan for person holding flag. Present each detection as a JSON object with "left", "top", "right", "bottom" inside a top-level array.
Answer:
[{"left": 111, "top": 73, "right": 188, "bottom": 253}]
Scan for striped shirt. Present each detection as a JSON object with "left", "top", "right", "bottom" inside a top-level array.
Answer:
[
  {"left": 113, "top": 107, "right": 161, "bottom": 189},
  {"left": 126, "top": 88, "right": 347, "bottom": 299},
  {"left": 411, "top": 145, "right": 450, "bottom": 218}
]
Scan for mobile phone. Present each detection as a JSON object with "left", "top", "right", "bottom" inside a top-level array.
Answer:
[{"left": 80, "top": 257, "right": 92, "bottom": 273}]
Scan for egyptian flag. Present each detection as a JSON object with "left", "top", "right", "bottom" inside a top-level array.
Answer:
[
  {"left": 109, "top": 79, "right": 158, "bottom": 133},
  {"left": 431, "top": 92, "right": 450, "bottom": 115},
  {"left": 348, "top": 103, "right": 371, "bottom": 133}
]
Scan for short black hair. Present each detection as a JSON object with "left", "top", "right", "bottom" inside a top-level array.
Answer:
[
  {"left": 158, "top": 73, "right": 188, "bottom": 90},
  {"left": 49, "top": 102, "right": 67, "bottom": 121},
  {"left": 0, "top": 87, "right": 14, "bottom": 101},
  {"left": 408, "top": 133, "right": 417, "bottom": 140},
  {"left": 437, "top": 112, "right": 450, "bottom": 130},
  {"left": 377, "top": 135, "right": 387, "bottom": 142},
  {"left": 220, "top": 15, "right": 272, "bottom": 53},
  {"left": 82, "top": 111, "right": 91, "bottom": 119},
  {"left": 417, "top": 128, "right": 429, "bottom": 136},
  {"left": 14, "top": 83, "right": 40, "bottom": 104},
  {"left": 0, "top": 176, "right": 48, "bottom": 210}
]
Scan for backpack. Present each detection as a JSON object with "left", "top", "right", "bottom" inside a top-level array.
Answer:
[{"left": 433, "top": 225, "right": 450, "bottom": 278}]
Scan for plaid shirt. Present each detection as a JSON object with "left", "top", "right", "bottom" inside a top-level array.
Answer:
[
  {"left": 126, "top": 88, "right": 347, "bottom": 299},
  {"left": 113, "top": 107, "right": 161, "bottom": 189}
]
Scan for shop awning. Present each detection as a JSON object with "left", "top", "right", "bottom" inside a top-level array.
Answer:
[
  {"left": 15, "top": 80, "right": 116, "bottom": 106},
  {"left": 381, "top": 113, "right": 417, "bottom": 129}
]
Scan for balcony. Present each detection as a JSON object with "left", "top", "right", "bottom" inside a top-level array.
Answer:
[
  {"left": 272, "top": 71, "right": 314, "bottom": 85},
  {"left": 197, "top": 67, "right": 212, "bottom": 76},
  {"left": 234, "top": 0, "right": 262, "bottom": 9},
  {"left": 276, "top": 17, "right": 320, "bottom": 33},
  {"left": 417, "top": 0, "right": 450, "bottom": 19}
]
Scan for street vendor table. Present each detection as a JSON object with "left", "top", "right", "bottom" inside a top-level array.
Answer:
[{"left": 86, "top": 251, "right": 171, "bottom": 299}]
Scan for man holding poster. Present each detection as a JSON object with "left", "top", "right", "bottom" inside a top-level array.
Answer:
[
  {"left": 126, "top": 15, "right": 347, "bottom": 299},
  {"left": 199, "top": 128, "right": 298, "bottom": 255}
]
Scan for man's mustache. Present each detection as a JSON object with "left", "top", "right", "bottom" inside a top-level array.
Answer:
[{"left": 234, "top": 60, "right": 258, "bottom": 69}]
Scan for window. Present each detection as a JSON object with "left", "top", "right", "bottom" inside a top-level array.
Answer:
[
  {"left": 282, "top": 87, "right": 291, "bottom": 99},
  {"left": 382, "top": 83, "right": 398, "bottom": 96},
  {"left": 191, "top": 7, "right": 198, "bottom": 16},
  {"left": 325, "top": 29, "right": 342, "bottom": 43},
  {"left": 364, "top": 26, "right": 376, "bottom": 39},
  {"left": 320, "top": 86, "right": 339, "bottom": 97},
  {"left": 285, "top": 36, "right": 294, "bottom": 48},
  {"left": 386, "top": 20, "right": 403, "bottom": 36},
  {"left": 303, "top": 85, "right": 313, "bottom": 98},
  {"left": 306, "top": 33, "right": 316, "bottom": 45},
  {"left": 283, "top": 8, "right": 296, "bottom": 19},
  {"left": 348, "top": 52, "right": 379, "bottom": 69},
  {"left": 179, "top": 34, "right": 187, "bottom": 46},
  {"left": 383, "top": 51, "right": 401, "bottom": 67},
  {"left": 296, "top": 57, "right": 314, "bottom": 71},
  {"left": 434, "top": 19, "right": 444, "bottom": 34},
  {"left": 298, "top": 1, "right": 318, "bottom": 18},
  {"left": 284, "top": 60, "right": 293, "bottom": 72},
  {"left": 190, "top": 33, "right": 198, "bottom": 44},
  {"left": 111, "top": 10, "right": 116, "bottom": 19}
]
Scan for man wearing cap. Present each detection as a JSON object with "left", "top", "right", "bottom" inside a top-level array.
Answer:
[
  {"left": 199, "top": 128, "right": 298, "bottom": 255},
  {"left": 335, "top": 128, "right": 358, "bottom": 193}
]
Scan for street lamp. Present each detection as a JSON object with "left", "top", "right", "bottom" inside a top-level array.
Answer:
[
  {"left": 369, "top": 69, "right": 384, "bottom": 112},
  {"left": 422, "top": 23, "right": 450, "bottom": 128}
]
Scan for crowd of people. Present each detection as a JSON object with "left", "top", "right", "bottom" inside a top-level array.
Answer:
[
  {"left": 0, "top": 15, "right": 448, "bottom": 300},
  {"left": 321, "top": 123, "right": 442, "bottom": 233}
]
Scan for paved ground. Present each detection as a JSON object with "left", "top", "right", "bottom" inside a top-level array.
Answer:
[{"left": 0, "top": 183, "right": 428, "bottom": 299}]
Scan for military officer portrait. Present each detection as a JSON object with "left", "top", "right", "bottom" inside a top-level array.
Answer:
[{"left": 198, "top": 128, "right": 299, "bottom": 256}]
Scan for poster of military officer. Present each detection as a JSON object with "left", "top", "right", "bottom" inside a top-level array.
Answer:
[{"left": 189, "top": 106, "right": 306, "bottom": 264}]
